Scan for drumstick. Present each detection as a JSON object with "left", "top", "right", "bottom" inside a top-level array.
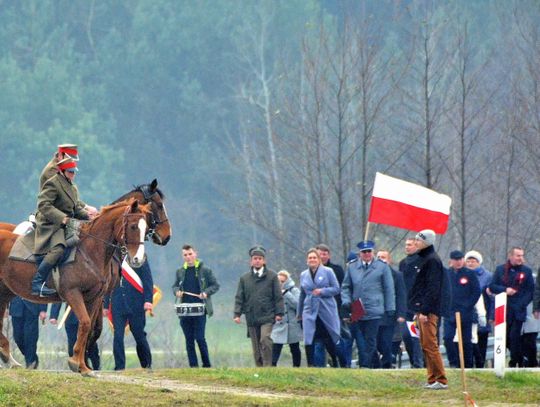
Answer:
[
  {"left": 58, "top": 305, "right": 71, "bottom": 330},
  {"left": 182, "top": 291, "right": 202, "bottom": 298}
]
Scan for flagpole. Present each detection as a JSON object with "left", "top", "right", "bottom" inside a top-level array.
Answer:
[
  {"left": 58, "top": 305, "right": 71, "bottom": 330},
  {"left": 456, "top": 312, "right": 476, "bottom": 406},
  {"left": 456, "top": 312, "right": 468, "bottom": 406},
  {"left": 364, "top": 222, "right": 371, "bottom": 241}
]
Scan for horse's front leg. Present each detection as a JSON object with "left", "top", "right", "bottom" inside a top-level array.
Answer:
[
  {"left": 64, "top": 290, "right": 93, "bottom": 376},
  {"left": 85, "top": 296, "right": 103, "bottom": 368}
]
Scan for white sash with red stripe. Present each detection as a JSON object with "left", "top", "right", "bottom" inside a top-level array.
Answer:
[{"left": 121, "top": 259, "right": 144, "bottom": 293}]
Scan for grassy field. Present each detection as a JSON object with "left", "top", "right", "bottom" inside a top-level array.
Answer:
[{"left": 0, "top": 367, "right": 538, "bottom": 406}]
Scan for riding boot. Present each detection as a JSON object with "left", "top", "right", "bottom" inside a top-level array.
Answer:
[{"left": 31, "top": 261, "right": 56, "bottom": 297}]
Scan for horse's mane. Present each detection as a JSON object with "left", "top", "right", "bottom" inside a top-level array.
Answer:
[
  {"left": 99, "top": 199, "right": 139, "bottom": 214},
  {"left": 111, "top": 183, "right": 165, "bottom": 204},
  {"left": 80, "top": 199, "right": 150, "bottom": 233}
]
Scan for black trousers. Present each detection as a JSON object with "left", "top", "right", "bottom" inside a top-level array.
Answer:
[{"left": 272, "top": 342, "right": 301, "bottom": 367}]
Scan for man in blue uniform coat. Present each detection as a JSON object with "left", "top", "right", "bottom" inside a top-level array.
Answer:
[
  {"left": 104, "top": 259, "right": 154, "bottom": 370},
  {"left": 9, "top": 296, "right": 47, "bottom": 369}
]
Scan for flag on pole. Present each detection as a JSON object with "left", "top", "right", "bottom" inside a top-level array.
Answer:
[{"left": 368, "top": 172, "right": 452, "bottom": 233}]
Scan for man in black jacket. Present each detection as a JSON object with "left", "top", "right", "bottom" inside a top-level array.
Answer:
[
  {"left": 409, "top": 230, "right": 448, "bottom": 390},
  {"left": 233, "top": 246, "right": 284, "bottom": 367},
  {"left": 398, "top": 237, "right": 424, "bottom": 368},
  {"left": 489, "top": 247, "right": 535, "bottom": 367}
]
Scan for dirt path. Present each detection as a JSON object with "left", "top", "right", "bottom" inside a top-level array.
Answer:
[{"left": 96, "top": 372, "right": 300, "bottom": 401}]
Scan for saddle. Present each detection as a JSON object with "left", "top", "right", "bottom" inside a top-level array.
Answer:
[{"left": 8, "top": 226, "right": 77, "bottom": 265}]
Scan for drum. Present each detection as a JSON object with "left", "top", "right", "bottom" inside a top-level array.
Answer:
[{"left": 175, "top": 302, "right": 206, "bottom": 317}]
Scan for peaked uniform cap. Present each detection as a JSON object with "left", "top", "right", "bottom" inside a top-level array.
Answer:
[
  {"left": 356, "top": 240, "right": 375, "bottom": 251},
  {"left": 57, "top": 157, "right": 78, "bottom": 172},
  {"left": 58, "top": 144, "right": 79, "bottom": 161},
  {"left": 249, "top": 246, "right": 266, "bottom": 257}
]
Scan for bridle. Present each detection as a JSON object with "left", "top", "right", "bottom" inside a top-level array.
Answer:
[
  {"left": 139, "top": 185, "right": 169, "bottom": 240},
  {"left": 116, "top": 205, "right": 147, "bottom": 248},
  {"left": 76, "top": 206, "right": 147, "bottom": 257}
]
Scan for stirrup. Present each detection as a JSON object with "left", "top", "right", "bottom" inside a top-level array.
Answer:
[{"left": 38, "top": 282, "right": 56, "bottom": 297}]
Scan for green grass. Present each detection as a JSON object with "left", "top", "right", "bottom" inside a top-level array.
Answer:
[{"left": 0, "top": 368, "right": 538, "bottom": 406}]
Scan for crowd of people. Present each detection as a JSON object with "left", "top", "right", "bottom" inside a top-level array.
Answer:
[
  {"left": 6, "top": 143, "right": 540, "bottom": 388},
  {"left": 232, "top": 230, "right": 540, "bottom": 390}
]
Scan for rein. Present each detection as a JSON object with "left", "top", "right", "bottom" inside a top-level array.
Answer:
[{"left": 72, "top": 206, "right": 145, "bottom": 256}]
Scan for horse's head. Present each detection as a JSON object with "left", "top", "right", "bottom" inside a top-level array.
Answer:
[
  {"left": 115, "top": 179, "right": 171, "bottom": 246},
  {"left": 115, "top": 199, "right": 152, "bottom": 268}
]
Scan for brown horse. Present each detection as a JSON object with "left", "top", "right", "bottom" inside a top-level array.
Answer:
[
  {"left": 0, "top": 179, "right": 171, "bottom": 356},
  {"left": 0, "top": 179, "right": 172, "bottom": 362},
  {"left": 0, "top": 199, "right": 151, "bottom": 376},
  {"left": 0, "top": 223, "right": 15, "bottom": 233}
]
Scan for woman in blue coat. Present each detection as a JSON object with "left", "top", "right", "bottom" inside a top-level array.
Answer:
[{"left": 297, "top": 248, "right": 342, "bottom": 367}]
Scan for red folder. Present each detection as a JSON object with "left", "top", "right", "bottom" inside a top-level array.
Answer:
[{"left": 350, "top": 298, "right": 365, "bottom": 322}]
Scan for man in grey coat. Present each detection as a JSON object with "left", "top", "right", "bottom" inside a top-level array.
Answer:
[
  {"left": 341, "top": 240, "right": 395, "bottom": 368},
  {"left": 233, "top": 246, "right": 284, "bottom": 367}
]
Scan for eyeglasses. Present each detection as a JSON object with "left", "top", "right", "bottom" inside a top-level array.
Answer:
[
  {"left": 360, "top": 249, "right": 373, "bottom": 253},
  {"left": 66, "top": 169, "right": 76, "bottom": 174}
]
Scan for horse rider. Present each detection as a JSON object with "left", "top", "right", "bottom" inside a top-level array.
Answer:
[
  {"left": 39, "top": 144, "right": 98, "bottom": 217},
  {"left": 32, "top": 157, "right": 91, "bottom": 297}
]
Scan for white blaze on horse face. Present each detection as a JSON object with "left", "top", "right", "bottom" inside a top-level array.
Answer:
[
  {"left": 132, "top": 218, "right": 147, "bottom": 264},
  {"left": 163, "top": 203, "right": 171, "bottom": 236}
]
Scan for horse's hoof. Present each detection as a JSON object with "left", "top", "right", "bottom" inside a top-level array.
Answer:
[
  {"left": 0, "top": 351, "right": 10, "bottom": 364},
  {"left": 81, "top": 370, "right": 97, "bottom": 378},
  {"left": 67, "top": 359, "right": 80, "bottom": 373},
  {"left": 3, "top": 353, "right": 22, "bottom": 368}
]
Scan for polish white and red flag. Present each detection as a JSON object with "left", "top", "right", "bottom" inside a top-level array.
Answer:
[{"left": 368, "top": 172, "right": 452, "bottom": 234}]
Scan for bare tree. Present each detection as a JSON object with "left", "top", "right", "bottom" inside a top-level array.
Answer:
[
  {"left": 443, "top": 21, "right": 499, "bottom": 250},
  {"left": 398, "top": 4, "right": 453, "bottom": 190}
]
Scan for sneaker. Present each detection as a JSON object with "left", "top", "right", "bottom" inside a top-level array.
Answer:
[
  {"left": 426, "top": 381, "right": 448, "bottom": 390},
  {"left": 423, "top": 382, "right": 434, "bottom": 388}
]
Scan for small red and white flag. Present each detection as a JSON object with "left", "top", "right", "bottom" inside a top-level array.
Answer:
[
  {"left": 406, "top": 321, "right": 420, "bottom": 338},
  {"left": 368, "top": 173, "right": 452, "bottom": 233}
]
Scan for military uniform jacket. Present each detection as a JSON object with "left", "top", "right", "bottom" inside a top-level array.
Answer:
[
  {"left": 40, "top": 157, "right": 87, "bottom": 208},
  {"left": 234, "top": 267, "right": 284, "bottom": 327},
  {"left": 34, "top": 173, "right": 89, "bottom": 254},
  {"left": 39, "top": 157, "right": 59, "bottom": 190},
  {"left": 105, "top": 261, "right": 154, "bottom": 314}
]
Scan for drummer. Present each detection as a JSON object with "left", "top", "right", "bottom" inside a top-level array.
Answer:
[{"left": 172, "top": 244, "right": 219, "bottom": 368}]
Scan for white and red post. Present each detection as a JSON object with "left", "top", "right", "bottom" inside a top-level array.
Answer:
[{"left": 493, "top": 292, "right": 507, "bottom": 378}]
